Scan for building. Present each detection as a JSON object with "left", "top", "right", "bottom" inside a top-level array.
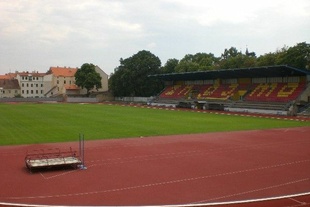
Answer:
[
  {"left": 91, "top": 65, "right": 109, "bottom": 92},
  {"left": 0, "top": 65, "right": 109, "bottom": 98},
  {"left": 45, "top": 65, "right": 109, "bottom": 97},
  {"left": 16, "top": 72, "right": 45, "bottom": 98},
  {"left": 2, "top": 71, "right": 46, "bottom": 98},
  {"left": 0, "top": 79, "right": 21, "bottom": 98},
  {"left": 45, "top": 66, "right": 78, "bottom": 97}
]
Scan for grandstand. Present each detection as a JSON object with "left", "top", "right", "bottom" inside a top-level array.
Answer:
[{"left": 150, "top": 65, "right": 310, "bottom": 116}]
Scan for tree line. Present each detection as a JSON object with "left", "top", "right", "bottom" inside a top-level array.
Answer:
[
  {"left": 161, "top": 42, "right": 310, "bottom": 73},
  {"left": 83, "top": 42, "right": 310, "bottom": 97}
]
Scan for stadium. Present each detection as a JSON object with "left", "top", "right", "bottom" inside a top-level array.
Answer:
[
  {"left": 0, "top": 65, "right": 310, "bottom": 207},
  {"left": 149, "top": 65, "right": 310, "bottom": 117}
]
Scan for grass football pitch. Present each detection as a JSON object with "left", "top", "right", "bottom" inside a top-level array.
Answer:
[{"left": 0, "top": 103, "right": 309, "bottom": 145}]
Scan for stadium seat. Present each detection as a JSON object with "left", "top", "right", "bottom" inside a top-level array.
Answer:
[
  {"left": 196, "top": 83, "right": 239, "bottom": 100},
  {"left": 159, "top": 85, "right": 194, "bottom": 99},
  {"left": 245, "top": 82, "right": 305, "bottom": 102},
  {"left": 160, "top": 81, "right": 306, "bottom": 103}
]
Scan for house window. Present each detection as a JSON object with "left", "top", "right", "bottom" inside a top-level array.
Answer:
[
  {"left": 22, "top": 90, "right": 24, "bottom": 94},
  {"left": 22, "top": 83, "right": 24, "bottom": 87}
]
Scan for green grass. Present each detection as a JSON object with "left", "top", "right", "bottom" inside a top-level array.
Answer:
[{"left": 0, "top": 103, "right": 309, "bottom": 145}]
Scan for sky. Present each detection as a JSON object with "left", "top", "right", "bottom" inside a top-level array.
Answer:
[{"left": 0, "top": 0, "right": 309, "bottom": 76}]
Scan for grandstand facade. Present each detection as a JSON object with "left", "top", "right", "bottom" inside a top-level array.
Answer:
[{"left": 150, "top": 65, "right": 310, "bottom": 116}]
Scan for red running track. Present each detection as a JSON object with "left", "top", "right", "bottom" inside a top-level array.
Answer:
[{"left": 0, "top": 126, "right": 309, "bottom": 206}]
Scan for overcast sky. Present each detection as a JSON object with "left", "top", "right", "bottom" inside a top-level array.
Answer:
[{"left": 0, "top": 0, "right": 309, "bottom": 75}]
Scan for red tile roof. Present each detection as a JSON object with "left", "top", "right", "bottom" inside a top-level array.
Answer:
[
  {"left": 65, "top": 84, "right": 80, "bottom": 90},
  {"left": 0, "top": 75, "right": 11, "bottom": 80},
  {"left": 0, "top": 79, "right": 20, "bottom": 89},
  {"left": 6, "top": 73, "right": 17, "bottom": 79},
  {"left": 49, "top": 67, "right": 78, "bottom": 77},
  {"left": 3, "top": 72, "right": 45, "bottom": 78},
  {"left": 17, "top": 72, "right": 45, "bottom": 77}
]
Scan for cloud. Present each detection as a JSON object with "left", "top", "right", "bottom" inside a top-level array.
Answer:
[
  {"left": 147, "top": 42, "right": 157, "bottom": 49},
  {"left": 163, "top": 0, "right": 309, "bottom": 26},
  {"left": 0, "top": 0, "right": 309, "bottom": 74}
]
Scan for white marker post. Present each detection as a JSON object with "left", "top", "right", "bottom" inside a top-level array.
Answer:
[{"left": 79, "top": 134, "right": 87, "bottom": 170}]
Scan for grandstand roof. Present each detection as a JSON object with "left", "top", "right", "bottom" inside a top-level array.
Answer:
[{"left": 149, "top": 65, "right": 310, "bottom": 81}]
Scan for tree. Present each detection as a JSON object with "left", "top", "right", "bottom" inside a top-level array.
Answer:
[
  {"left": 75, "top": 63, "right": 102, "bottom": 95},
  {"left": 175, "top": 53, "right": 219, "bottom": 72},
  {"left": 221, "top": 47, "right": 241, "bottom": 60},
  {"left": 109, "top": 50, "right": 163, "bottom": 97},
  {"left": 256, "top": 46, "right": 288, "bottom": 67},
  {"left": 256, "top": 52, "right": 278, "bottom": 66},
  {"left": 282, "top": 42, "right": 310, "bottom": 69},
  {"left": 175, "top": 54, "right": 200, "bottom": 72},
  {"left": 219, "top": 47, "right": 257, "bottom": 69},
  {"left": 161, "top": 58, "right": 179, "bottom": 74}
]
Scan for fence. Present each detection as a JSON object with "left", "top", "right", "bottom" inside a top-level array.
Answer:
[
  {"left": 114, "top": 97, "right": 154, "bottom": 103},
  {"left": 66, "top": 97, "right": 98, "bottom": 103},
  {"left": 0, "top": 97, "right": 63, "bottom": 103}
]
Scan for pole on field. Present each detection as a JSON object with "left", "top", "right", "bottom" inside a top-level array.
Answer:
[
  {"left": 79, "top": 133, "right": 87, "bottom": 170},
  {"left": 79, "top": 134, "right": 81, "bottom": 159}
]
